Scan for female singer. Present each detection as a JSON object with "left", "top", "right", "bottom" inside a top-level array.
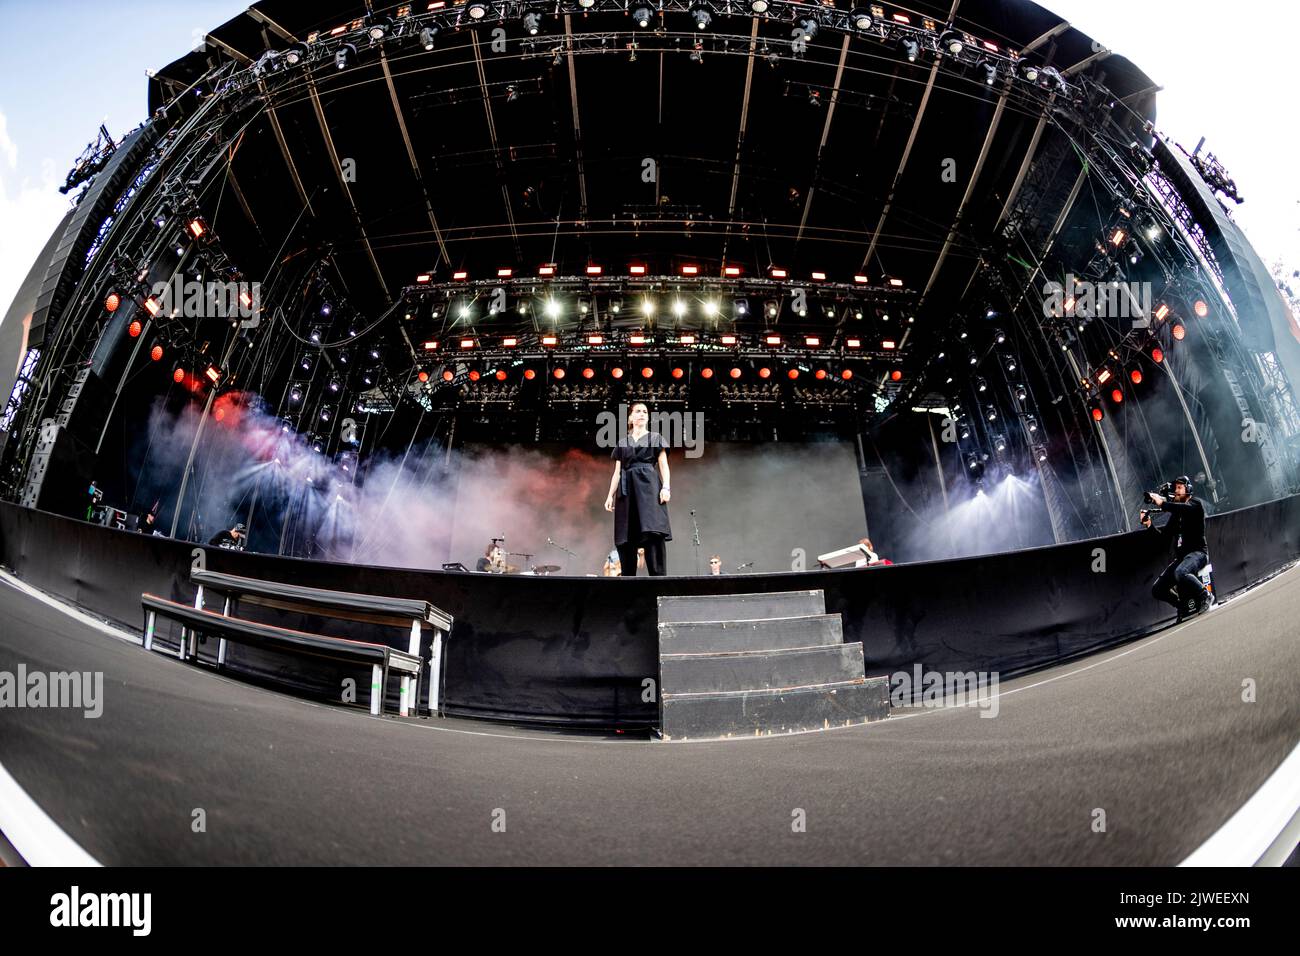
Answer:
[{"left": 604, "top": 402, "right": 671, "bottom": 575}]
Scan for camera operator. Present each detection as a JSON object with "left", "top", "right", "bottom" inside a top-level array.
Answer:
[
  {"left": 1140, "top": 476, "right": 1209, "bottom": 620},
  {"left": 208, "top": 522, "right": 248, "bottom": 551}
]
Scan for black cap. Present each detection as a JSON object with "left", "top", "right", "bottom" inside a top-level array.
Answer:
[{"left": 1173, "top": 476, "right": 1192, "bottom": 489}]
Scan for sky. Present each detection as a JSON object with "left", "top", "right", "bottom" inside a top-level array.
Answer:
[{"left": 1, "top": 0, "right": 1298, "bottom": 317}]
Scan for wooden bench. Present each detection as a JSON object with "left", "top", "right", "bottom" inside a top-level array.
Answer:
[
  {"left": 142, "top": 594, "right": 423, "bottom": 717},
  {"left": 171, "top": 570, "right": 452, "bottom": 716}
]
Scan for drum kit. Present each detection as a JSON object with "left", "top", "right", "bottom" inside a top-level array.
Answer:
[{"left": 487, "top": 536, "right": 564, "bottom": 575}]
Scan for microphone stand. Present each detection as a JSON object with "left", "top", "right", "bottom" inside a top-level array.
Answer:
[
  {"left": 690, "top": 509, "right": 702, "bottom": 576},
  {"left": 735, "top": 561, "right": 754, "bottom": 573}
]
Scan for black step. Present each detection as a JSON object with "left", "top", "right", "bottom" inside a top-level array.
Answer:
[
  {"left": 660, "top": 677, "right": 890, "bottom": 741},
  {"left": 657, "top": 590, "right": 825, "bottom": 624},
  {"left": 658, "top": 614, "right": 843, "bottom": 654},
  {"left": 661, "top": 643, "right": 865, "bottom": 695}
]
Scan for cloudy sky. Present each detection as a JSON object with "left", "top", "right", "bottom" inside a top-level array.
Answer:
[{"left": 1, "top": 0, "right": 1296, "bottom": 316}]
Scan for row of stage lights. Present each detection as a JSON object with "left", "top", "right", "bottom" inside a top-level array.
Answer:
[
  {"left": 422, "top": 364, "right": 879, "bottom": 382},
  {"left": 421, "top": 331, "right": 896, "bottom": 350},
  {"left": 288, "top": 2, "right": 1061, "bottom": 95},
  {"left": 413, "top": 265, "right": 907, "bottom": 287},
  {"left": 1084, "top": 314, "right": 1194, "bottom": 422}
]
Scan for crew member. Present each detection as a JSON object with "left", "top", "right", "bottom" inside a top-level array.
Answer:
[
  {"left": 708, "top": 555, "right": 724, "bottom": 575},
  {"left": 208, "top": 522, "right": 247, "bottom": 551},
  {"left": 1141, "top": 476, "right": 1209, "bottom": 619},
  {"left": 604, "top": 402, "right": 672, "bottom": 576},
  {"left": 855, "top": 538, "right": 892, "bottom": 567}
]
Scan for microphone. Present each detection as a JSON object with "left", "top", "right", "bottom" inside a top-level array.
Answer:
[{"left": 735, "top": 562, "right": 754, "bottom": 571}]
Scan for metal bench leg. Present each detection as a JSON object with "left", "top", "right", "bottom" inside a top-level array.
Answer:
[
  {"left": 369, "top": 664, "right": 383, "bottom": 717},
  {"left": 428, "top": 631, "right": 443, "bottom": 716},
  {"left": 178, "top": 627, "right": 187, "bottom": 661},
  {"left": 144, "top": 610, "right": 156, "bottom": 651},
  {"left": 217, "top": 597, "right": 230, "bottom": 670},
  {"left": 399, "top": 674, "right": 411, "bottom": 717}
]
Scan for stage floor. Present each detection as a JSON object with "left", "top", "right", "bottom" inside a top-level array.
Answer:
[{"left": 0, "top": 566, "right": 1297, "bottom": 864}]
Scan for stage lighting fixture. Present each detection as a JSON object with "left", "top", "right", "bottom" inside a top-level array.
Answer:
[
  {"left": 285, "top": 43, "right": 307, "bottom": 65},
  {"left": 368, "top": 17, "right": 392, "bottom": 40},
  {"left": 468, "top": 2, "right": 490, "bottom": 20},
  {"left": 523, "top": 11, "right": 542, "bottom": 34},
  {"left": 671, "top": 367, "right": 685, "bottom": 379},
  {"left": 960, "top": 424, "right": 971, "bottom": 440},
  {"left": 851, "top": 9, "right": 873, "bottom": 30},
  {"left": 420, "top": 26, "right": 439, "bottom": 50},
  {"left": 691, "top": 5, "right": 712, "bottom": 29},
  {"left": 582, "top": 367, "right": 595, "bottom": 379},
  {"left": 734, "top": 299, "right": 748, "bottom": 316},
  {"left": 335, "top": 43, "right": 357, "bottom": 70},
  {"left": 994, "top": 435, "right": 1006, "bottom": 452},
  {"left": 1026, "top": 415, "right": 1038, "bottom": 434},
  {"left": 890, "top": 370, "right": 902, "bottom": 382},
  {"left": 1130, "top": 369, "right": 1143, "bottom": 385},
  {"left": 319, "top": 405, "right": 334, "bottom": 423},
  {"left": 730, "top": 367, "right": 742, "bottom": 379},
  {"left": 496, "top": 370, "right": 508, "bottom": 381},
  {"left": 1145, "top": 223, "right": 1161, "bottom": 241},
  {"left": 611, "top": 367, "right": 624, "bottom": 379},
  {"left": 172, "top": 366, "right": 185, "bottom": 383},
  {"left": 204, "top": 364, "right": 223, "bottom": 386},
  {"left": 841, "top": 369, "right": 853, "bottom": 381},
  {"left": 641, "top": 298, "right": 656, "bottom": 317},
  {"left": 720, "top": 334, "right": 737, "bottom": 345},
  {"left": 1151, "top": 346, "right": 1165, "bottom": 363},
  {"left": 128, "top": 320, "right": 143, "bottom": 338},
  {"left": 796, "top": 18, "right": 818, "bottom": 41},
  {"left": 634, "top": 6, "right": 653, "bottom": 27},
  {"left": 750, "top": 0, "right": 769, "bottom": 10},
  {"left": 579, "top": 0, "right": 596, "bottom": 6},
  {"left": 541, "top": 334, "right": 559, "bottom": 346},
  {"left": 814, "top": 369, "right": 827, "bottom": 380},
  {"left": 986, "top": 408, "right": 997, "bottom": 421},
  {"left": 939, "top": 29, "right": 964, "bottom": 55},
  {"left": 1172, "top": 323, "right": 1186, "bottom": 341},
  {"left": 1015, "top": 385, "right": 1027, "bottom": 401},
  {"left": 523, "top": 369, "right": 536, "bottom": 380},
  {"left": 899, "top": 37, "right": 919, "bottom": 61},
  {"left": 1005, "top": 357, "right": 1017, "bottom": 373},
  {"left": 641, "top": 367, "right": 654, "bottom": 379},
  {"left": 1194, "top": 299, "right": 1209, "bottom": 318},
  {"left": 1110, "top": 387, "right": 1124, "bottom": 403},
  {"left": 701, "top": 367, "right": 714, "bottom": 379},
  {"left": 976, "top": 377, "right": 987, "bottom": 392},
  {"left": 329, "top": 378, "right": 341, "bottom": 393},
  {"left": 703, "top": 300, "right": 720, "bottom": 318},
  {"left": 506, "top": 85, "right": 519, "bottom": 103},
  {"left": 978, "top": 59, "right": 997, "bottom": 85},
  {"left": 544, "top": 299, "right": 561, "bottom": 319},
  {"left": 1020, "top": 61, "right": 1040, "bottom": 81},
  {"left": 554, "top": 368, "right": 566, "bottom": 379},
  {"left": 150, "top": 344, "right": 163, "bottom": 363},
  {"left": 468, "top": 370, "right": 481, "bottom": 382}
]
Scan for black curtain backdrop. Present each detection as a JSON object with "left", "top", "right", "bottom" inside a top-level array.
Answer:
[{"left": 2, "top": 495, "right": 1297, "bottom": 726}]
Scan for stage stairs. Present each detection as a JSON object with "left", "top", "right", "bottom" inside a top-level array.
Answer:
[{"left": 656, "top": 589, "right": 889, "bottom": 740}]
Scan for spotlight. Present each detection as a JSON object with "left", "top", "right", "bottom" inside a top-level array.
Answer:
[
  {"left": 730, "top": 367, "right": 742, "bottom": 379},
  {"left": 796, "top": 18, "right": 818, "bottom": 42},
  {"left": 335, "top": 43, "right": 357, "bottom": 70},
  {"left": 641, "top": 298, "right": 656, "bottom": 317},
  {"left": 150, "top": 344, "right": 163, "bottom": 361},
  {"left": 750, "top": 0, "right": 769, "bottom": 11},
  {"left": 1172, "top": 323, "right": 1186, "bottom": 341},
  {"left": 172, "top": 366, "right": 185, "bottom": 383},
  {"left": 467, "top": 2, "right": 491, "bottom": 20},
  {"left": 420, "top": 26, "right": 439, "bottom": 50},
  {"left": 1194, "top": 299, "right": 1209, "bottom": 318},
  {"left": 691, "top": 5, "right": 712, "bottom": 30},
  {"left": 986, "top": 408, "right": 997, "bottom": 421},
  {"left": 633, "top": 6, "right": 653, "bottom": 28},
  {"left": 367, "top": 17, "right": 392, "bottom": 40},
  {"left": 1151, "top": 346, "right": 1165, "bottom": 363},
  {"left": 994, "top": 328, "right": 1006, "bottom": 344},
  {"left": 1005, "top": 357, "right": 1017, "bottom": 373},
  {"left": 578, "top": 0, "right": 596, "bottom": 6},
  {"left": 583, "top": 367, "right": 595, "bottom": 379},
  {"left": 285, "top": 43, "right": 307, "bottom": 65},
  {"left": 554, "top": 368, "right": 566, "bottom": 380},
  {"left": 939, "top": 29, "right": 963, "bottom": 55},
  {"left": 899, "top": 37, "right": 919, "bottom": 62},
  {"left": 1091, "top": 406, "right": 1104, "bottom": 422},
  {"left": 105, "top": 292, "right": 121, "bottom": 312},
  {"left": 1130, "top": 369, "right": 1143, "bottom": 385},
  {"left": 841, "top": 369, "right": 853, "bottom": 381},
  {"left": 977, "top": 378, "right": 988, "bottom": 392},
  {"left": 496, "top": 370, "right": 507, "bottom": 381},
  {"left": 1020, "top": 61, "right": 1040, "bottom": 82},
  {"left": 703, "top": 300, "right": 720, "bottom": 318},
  {"left": 611, "top": 367, "right": 624, "bottom": 379},
  {"left": 1110, "top": 387, "right": 1124, "bottom": 403},
  {"left": 522, "top": 11, "right": 542, "bottom": 35},
  {"left": 851, "top": 9, "right": 873, "bottom": 30},
  {"left": 128, "top": 320, "right": 143, "bottom": 338},
  {"left": 672, "top": 299, "right": 687, "bottom": 318},
  {"left": 642, "top": 367, "right": 654, "bottom": 379},
  {"left": 978, "top": 59, "right": 997, "bottom": 85}
]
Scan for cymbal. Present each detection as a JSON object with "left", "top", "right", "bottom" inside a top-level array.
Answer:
[{"left": 532, "top": 564, "right": 562, "bottom": 574}]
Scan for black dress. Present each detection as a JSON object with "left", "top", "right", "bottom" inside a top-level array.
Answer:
[{"left": 611, "top": 432, "right": 672, "bottom": 546}]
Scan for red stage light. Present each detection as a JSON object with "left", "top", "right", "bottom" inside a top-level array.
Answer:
[
  {"left": 1194, "top": 300, "right": 1209, "bottom": 318},
  {"left": 787, "top": 369, "right": 799, "bottom": 380},
  {"left": 730, "top": 367, "right": 742, "bottom": 379},
  {"left": 758, "top": 367, "right": 771, "bottom": 379},
  {"left": 497, "top": 268, "right": 513, "bottom": 278},
  {"left": 891, "top": 370, "right": 902, "bottom": 381},
  {"left": 105, "top": 293, "right": 120, "bottom": 312},
  {"left": 1092, "top": 407, "right": 1104, "bottom": 422},
  {"left": 701, "top": 367, "right": 714, "bottom": 379},
  {"left": 1130, "top": 369, "right": 1143, "bottom": 385},
  {"left": 841, "top": 369, "right": 853, "bottom": 380},
  {"left": 128, "top": 320, "right": 143, "bottom": 338},
  {"left": 720, "top": 334, "right": 737, "bottom": 346},
  {"left": 172, "top": 367, "right": 185, "bottom": 383},
  {"left": 678, "top": 334, "right": 697, "bottom": 345},
  {"left": 764, "top": 335, "right": 781, "bottom": 347},
  {"left": 1111, "top": 388, "right": 1124, "bottom": 403},
  {"left": 815, "top": 369, "right": 827, "bottom": 380},
  {"left": 524, "top": 369, "right": 536, "bottom": 380},
  {"left": 418, "top": 370, "right": 429, "bottom": 382},
  {"left": 460, "top": 338, "right": 475, "bottom": 348},
  {"left": 810, "top": 271, "right": 826, "bottom": 281},
  {"left": 611, "top": 367, "right": 624, "bottom": 379},
  {"left": 496, "top": 370, "right": 507, "bottom": 381},
  {"left": 845, "top": 337, "right": 862, "bottom": 349},
  {"left": 770, "top": 268, "right": 787, "bottom": 279},
  {"left": 423, "top": 340, "right": 439, "bottom": 351},
  {"left": 681, "top": 265, "right": 699, "bottom": 276},
  {"left": 586, "top": 264, "right": 602, "bottom": 275},
  {"left": 554, "top": 368, "right": 566, "bottom": 379},
  {"left": 1172, "top": 323, "right": 1186, "bottom": 341},
  {"left": 150, "top": 344, "right": 163, "bottom": 361},
  {"left": 671, "top": 367, "right": 684, "bottom": 379},
  {"left": 452, "top": 271, "right": 468, "bottom": 281},
  {"left": 583, "top": 367, "right": 595, "bottom": 379},
  {"left": 443, "top": 370, "right": 454, "bottom": 382},
  {"left": 804, "top": 336, "right": 821, "bottom": 347},
  {"left": 853, "top": 275, "right": 869, "bottom": 285},
  {"left": 587, "top": 334, "right": 605, "bottom": 345},
  {"left": 468, "top": 370, "right": 481, "bottom": 381},
  {"left": 541, "top": 335, "right": 558, "bottom": 347},
  {"left": 629, "top": 264, "right": 647, "bottom": 275},
  {"left": 882, "top": 340, "right": 897, "bottom": 350},
  {"left": 642, "top": 367, "right": 653, "bottom": 378},
  {"left": 1152, "top": 347, "right": 1164, "bottom": 363},
  {"left": 416, "top": 274, "right": 432, "bottom": 283},
  {"left": 723, "top": 266, "right": 741, "bottom": 277},
  {"left": 502, "top": 337, "right": 519, "bottom": 347}
]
